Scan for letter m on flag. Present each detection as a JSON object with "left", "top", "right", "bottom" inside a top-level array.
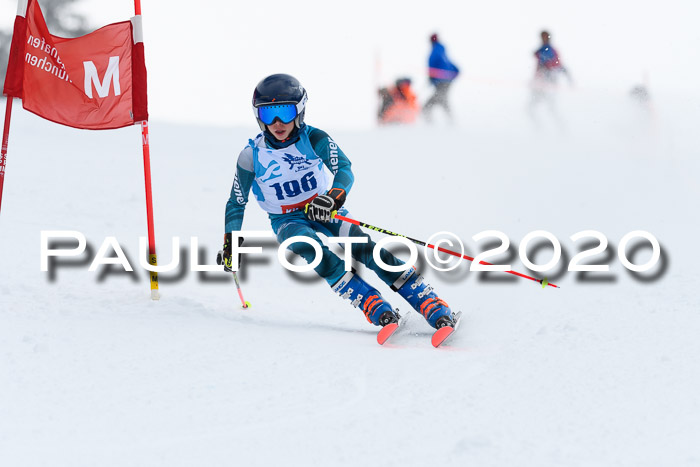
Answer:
[
  {"left": 84, "top": 57, "right": 122, "bottom": 99},
  {"left": 3, "top": 0, "right": 148, "bottom": 129}
]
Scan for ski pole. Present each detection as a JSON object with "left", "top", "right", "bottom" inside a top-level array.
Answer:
[
  {"left": 333, "top": 214, "right": 559, "bottom": 289},
  {"left": 232, "top": 271, "right": 251, "bottom": 308}
]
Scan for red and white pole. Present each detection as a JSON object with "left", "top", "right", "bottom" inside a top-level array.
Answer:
[
  {"left": 0, "top": 0, "right": 26, "bottom": 218},
  {"left": 0, "top": 97, "right": 13, "bottom": 216},
  {"left": 134, "top": 0, "right": 159, "bottom": 299},
  {"left": 140, "top": 120, "right": 159, "bottom": 299}
]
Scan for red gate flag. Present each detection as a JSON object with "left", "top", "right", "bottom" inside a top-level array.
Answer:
[{"left": 3, "top": 0, "right": 148, "bottom": 129}]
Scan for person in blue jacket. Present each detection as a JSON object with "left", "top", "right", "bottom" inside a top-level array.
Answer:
[
  {"left": 529, "top": 30, "right": 571, "bottom": 121},
  {"left": 533, "top": 30, "right": 569, "bottom": 84},
  {"left": 423, "top": 33, "right": 459, "bottom": 122},
  {"left": 218, "top": 74, "right": 456, "bottom": 330}
]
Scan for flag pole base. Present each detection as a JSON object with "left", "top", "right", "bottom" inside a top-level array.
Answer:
[{"left": 149, "top": 253, "right": 160, "bottom": 300}]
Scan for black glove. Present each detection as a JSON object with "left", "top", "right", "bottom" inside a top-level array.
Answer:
[
  {"left": 305, "top": 188, "right": 346, "bottom": 222},
  {"left": 216, "top": 233, "right": 244, "bottom": 272}
]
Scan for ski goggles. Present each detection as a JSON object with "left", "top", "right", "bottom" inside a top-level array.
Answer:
[{"left": 256, "top": 104, "right": 298, "bottom": 125}]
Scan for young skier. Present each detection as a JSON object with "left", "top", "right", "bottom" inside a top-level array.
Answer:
[{"left": 218, "top": 73, "right": 457, "bottom": 335}]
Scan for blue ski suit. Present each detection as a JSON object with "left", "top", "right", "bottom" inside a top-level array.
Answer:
[{"left": 225, "top": 124, "right": 405, "bottom": 288}]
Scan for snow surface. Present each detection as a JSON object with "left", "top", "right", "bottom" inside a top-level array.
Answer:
[{"left": 1, "top": 84, "right": 700, "bottom": 467}]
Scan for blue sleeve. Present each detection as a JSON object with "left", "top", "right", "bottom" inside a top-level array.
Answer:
[
  {"left": 224, "top": 148, "right": 255, "bottom": 233},
  {"left": 307, "top": 126, "right": 354, "bottom": 196}
]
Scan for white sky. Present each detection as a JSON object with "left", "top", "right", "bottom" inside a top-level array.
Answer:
[{"left": 2, "top": 0, "right": 699, "bottom": 129}]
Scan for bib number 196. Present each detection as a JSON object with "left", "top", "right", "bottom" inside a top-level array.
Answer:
[{"left": 270, "top": 172, "right": 318, "bottom": 200}]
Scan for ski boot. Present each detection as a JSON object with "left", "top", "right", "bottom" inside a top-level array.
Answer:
[
  {"left": 333, "top": 271, "right": 399, "bottom": 326},
  {"left": 392, "top": 267, "right": 454, "bottom": 328}
]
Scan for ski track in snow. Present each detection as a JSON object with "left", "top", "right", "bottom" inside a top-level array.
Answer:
[{"left": 1, "top": 86, "right": 700, "bottom": 467}]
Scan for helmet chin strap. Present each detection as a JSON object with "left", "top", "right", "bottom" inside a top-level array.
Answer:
[{"left": 294, "top": 109, "right": 305, "bottom": 128}]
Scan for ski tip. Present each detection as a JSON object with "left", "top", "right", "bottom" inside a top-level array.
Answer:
[
  {"left": 432, "top": 311, "right": 462, "bottom": 348},
  {"left": 431, "top": 326, "right": 454, "bottom": 348},
  {"left": 377, "top": 322, "right": 399, "bottom": 345}
]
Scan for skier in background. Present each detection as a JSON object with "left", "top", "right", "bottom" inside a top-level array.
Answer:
[
  {"left": 533, "top": 30, "right": 569, "bottom": 82},
  {"left": 423, "top": 33, "right": 459, "bottom": 122},
  {"left": 218, "top": 74, "right": 457, "bottom": 332},
  {"left": 377, "top": 77, "right": 420, "bottom": 124},
  {"left": 529, "top": 30, "right": 571, "bottom": 121}
]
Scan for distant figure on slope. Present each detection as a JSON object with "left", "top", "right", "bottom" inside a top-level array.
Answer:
[
  {"left": 529, "top": 30, "right": 571, "bottom": 122},
  {"left": 378, "top": 77, "right": 420, "bottom": 124},
  {"left": 628, "top": 81, "right": 656, "bottom": 133},
  {"left": 218, "top": 73, "right": 457, "bottom": 335},
  {"left": 423, "top": 33, "right": 459, "bottom": 123},
  {"left": 533, "top": 30, "right": 569, "bottom": 84},
  {"left": 630, "top": 85, "right": 650, "bottom": 104}
]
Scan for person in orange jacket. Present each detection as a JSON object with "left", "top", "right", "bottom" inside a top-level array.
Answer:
[{"left": 378, "top": 78, "right": 420, "bottom": 124}]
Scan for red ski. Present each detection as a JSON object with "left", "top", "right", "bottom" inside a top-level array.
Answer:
[
  {"left": 376, "top": 312, "right": 407, "bottom": 345},
  {"left": 431, "top": 311, "right": 463, "bottom": 348}
]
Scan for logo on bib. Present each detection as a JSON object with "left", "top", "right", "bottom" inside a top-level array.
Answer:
[{"left": 282, "top": 153, "right": 314, "bottom": 172}]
